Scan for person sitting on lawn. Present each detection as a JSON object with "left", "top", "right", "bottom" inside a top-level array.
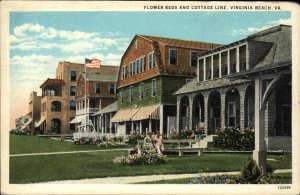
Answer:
[
  {"left": 143, "top": 132, "right": 153, "bottom": 149},
  {"left": 153, "top": 132, "right": 163, "bottom": 155}
]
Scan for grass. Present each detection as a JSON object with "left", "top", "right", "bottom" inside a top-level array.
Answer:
[
  {"left": 10, "top": 151, "right": 291, "bottom": 184},
  {"left": 9, "top": 134, "right": 292, "bottom": 184},
  {"left": 136, "top": 173, "right": 292, "bottom": 184},
  {"left": 9, "top": 134, "right": 132, "bottom": 154}
]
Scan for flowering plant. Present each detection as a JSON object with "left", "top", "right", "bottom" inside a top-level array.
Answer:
[{"left": 113, "top": 149, "right": 167, "bottom": 165}]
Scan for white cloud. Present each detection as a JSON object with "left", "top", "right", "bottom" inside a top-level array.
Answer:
[
  {"left": 11, "top": 23, "right": 130, "bottom": 54},
  {"left": 230, "top": 18, "right": 291, "bottom": 36}
]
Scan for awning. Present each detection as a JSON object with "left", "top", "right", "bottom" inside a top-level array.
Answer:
[
  {"left": 111, "top": 108, "right": 139, "bottom": 123},
  {"left": 69, "top": 115, "right": 85, "bottom": 124},
  {"left": 23, "top": 118, "right": 33, "bottom": 127},
  {"left": 35, "top": 117, "right": 46, "bottom": 128},
  {"left": 131, "top": 105, "right": 160, "bottom": 121}
]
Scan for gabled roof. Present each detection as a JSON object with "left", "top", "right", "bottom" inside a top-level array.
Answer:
[
  {"left": 138, "top": 35, "right": 222, "bottom": 50},
  {"left": 40, "top": 78, "right": 64, "bottom": 88},
  {"left": 93, "top": 101, "right": 118, "bottom": 116},
  {"left": 174, "top": 78, "right": 250, "bottom": 95},
  {"left": 80, "top": 65, "right": 119, "bottom": 82}
]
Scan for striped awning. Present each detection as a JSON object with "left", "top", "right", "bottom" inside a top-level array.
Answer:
[
  {"left": 131, "top": 105, "right": 160, "bottom": 121},
  {"left": 111, "top": 108, "right": 139, "bottom": 123},
  {"left": 35, "top": 117, "right": 46, "bottom": 128}
]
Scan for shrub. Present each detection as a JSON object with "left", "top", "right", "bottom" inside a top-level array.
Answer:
[
  {"left": 280, "top": 150, "right": 292, "bottom": 160},
  {"left": 168, "top": 130, "right": 186, "bottom": 140},
  {"left": 214, "top": 127, "right": 254, "bottom": 151},
  {"left": 113, "top": 149, "right": 167, "bottom": 165},
  {"left": 128, "top": 133, "right": 144, "bottom": 144},
  {"left": 10, "top": 130, "right": 27, "bottom": 135},
  {"left": 190, "top": 174, "right": 238, "bottom": 184}
]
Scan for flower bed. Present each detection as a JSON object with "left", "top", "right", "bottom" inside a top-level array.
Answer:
[{"left": 113, "top": 149, "right": 167, "bottom": 165}]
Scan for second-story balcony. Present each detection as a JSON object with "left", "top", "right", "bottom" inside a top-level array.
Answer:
[
  {"left": 40, "top": 78, "right": 64, "bottom": 97},
  {"left": 76, "top": 108, "right": 100, "bottom": 115}
]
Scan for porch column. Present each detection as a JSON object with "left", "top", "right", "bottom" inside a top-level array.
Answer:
[
  {"left": 227, "top": 50, "right": 230, "bottom": 75},
  {"left": 140, "top": 120, "right": 143, "bottom": 135},
  {"left": 189, "top": 95, "right": 194, "bottom": 130},
  {"left": 176, "top": 96, "right": 181, "bottom": 132},
  {"left": 131, "top": 121, "right": 134, "bottom": 134},
  {"left": 239, "top": 89, "right": 246, "bottom": 131},
  {"left": 109, "top": 113, "right": 112, "bottom": 134},
  {"left": 104, "top": 114, "right": 107, "bottom": 134},
  {"left": 159, "top": 104, "right": 164, "bottom": 134},
  {"left": 203, "top": 92, "right": 209, "bottom": 134},
  {"left": 253, "top": 78, "right": 266, "bottom": 172},
  {"left": 101, "top": 115, "right": 104, "bottom": 134},
  {"left": 220, "top": 91, "right": 226, "bottom": 129},
  {"left": 149, "top": 119, "right": 152, "bottom": 132}
]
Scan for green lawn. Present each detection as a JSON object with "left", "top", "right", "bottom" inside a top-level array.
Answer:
[
  {"left": 10, "top": 134, "right": 132, "bottom": 154},
  {"left": 136, "top": 173, "right": 292, "bottom": 184},
  {"left": 10, "top": 151, "right": 291, "bottom": 184},
  {"left": 9, "top": 134, "right": 292, "bottom": 184}
]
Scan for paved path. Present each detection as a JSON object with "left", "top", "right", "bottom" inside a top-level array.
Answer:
[
  {"left": 10, "top": 148, "right": 129, "bottom": 157},
  {"left": 36, "top": 169, "right": 292, "bottom": 184}
]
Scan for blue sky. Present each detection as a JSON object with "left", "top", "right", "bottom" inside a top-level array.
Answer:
[{"left": 9, "top": 11, "right": 291, "bottom": 128}]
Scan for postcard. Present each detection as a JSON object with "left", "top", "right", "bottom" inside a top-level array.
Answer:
[{"left": 1, "top": 1, "right": 299, "bottom": 194}]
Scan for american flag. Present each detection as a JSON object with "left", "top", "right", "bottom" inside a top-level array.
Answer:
[{"left": 85, "top": 58, "right": 101, "bottom": 68}]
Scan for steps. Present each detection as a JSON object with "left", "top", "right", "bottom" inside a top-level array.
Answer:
[{"left": 192, "top": 134, "right": 218, "bottom": 149}]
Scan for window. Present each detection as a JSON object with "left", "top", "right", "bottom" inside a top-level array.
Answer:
[
  {"left": 228, "top": 102, "right": 236, "bottom": 126},
  {"left": 133, "top": 61, "right": 136, "bottom": 75},
  {"left": 221, "top": 51, "right": 228, "bottom": 76},
  {"left": 109, "top": 83, "right": 116, "bottom": 94},
  {"left": 70, "top": 86, "right": 76, "bottom": 96},
  {"left": 122, "top": 65, "right": 126, "bottom": 79},
  {"left": 129, "top": 86, "right": 133, "bottom": 102},
  {"left": 136, "top": 59, "right": 140, "bottom": 73},
  {"left": 140, "top": 57, "right": 145, "bottom": 72},
  {"left": 198, "top": 58, "right": 204, "bottom": 81},
  {"left": 120, "top": 90, "right": 124, "bottom": 103},
  {"left": 239, "top": 45, "right": 247, "bottom": 71},
  {"left": 51, "top": 101, "right": 61, "bottom": 112},
  {"left": 69, "top": 117, "right": 75, "bottom": 131},
  {"left": 70, "top": 100, "right": 76, "bottom": 110},
  {"left": 95, "top": 83, "right": 101, "bottom": 93},
  {"left": 139, "top": 83, "right": 144, "bottom": 99},
  {"left": 230, "top": 48, "right": 237, "bottom": 74},
  {"left": 151, "top": 79, "right": 157, "bottom": 97},
  {"left": 206, "top": 56, "right": 212, "bottom": 80},
  {"left": 213, "top": 54, "right": 219, "bottom": 79},
  {"left": 70, "top": 71, "right": 76, "bottom": 81},
  {"left": 148, "top": 52, "right": 155, "bottom": 68},
  {"left": 190, "top": 51, "right": 198, "bottom": 67},
  {"left": 169, "top": 49, "right": 177, "bottom": 65}
]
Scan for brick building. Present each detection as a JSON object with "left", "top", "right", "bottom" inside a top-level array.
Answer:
[
  {"left": 174, "top": 25, "right": 291, "bottom": 150},
  {"left": 71, "top": 65, "right": 119, "bottom": 139},
  {"left": 35, "top": 61, "right": 93, "bottom": 134},
  {"left": 112, "top": 35, "right": 220, "bottom": 137}
]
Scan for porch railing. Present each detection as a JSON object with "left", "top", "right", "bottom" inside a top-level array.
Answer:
[{"left": 76, "top": 108, "right": 100, "bottom": 115}]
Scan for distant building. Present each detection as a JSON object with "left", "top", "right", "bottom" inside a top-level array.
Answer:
[
  {"left": 112, "top": 35, "right": 221, "bottom": 138},
  {"left": 174, "top": 25, "right": 291, "bottom": 150},
  {"left": 35, "top": 61, "right": 95, "bottom": 134},
  {"left": 27, "top": 91, "right": 42, "bottom": 134},
  {"left": 71, "top": 65, "right": 119, "bottom": 139}
]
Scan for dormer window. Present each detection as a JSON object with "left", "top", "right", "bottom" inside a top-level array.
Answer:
[
  {"left": 190, "top": 51, "right": 198, "bottom": 67},
  {"left": 122, "top": 65, "right": 126, "bottom": 79},
  {"left": 230, "top": 48, "right": 237, "bottom": 74},
  {"left": 169, "top": 49, "right": 177, "bottom": 65},
  {"left": 239, "top": 45, "right": 247, "bottom": 71},
  {"left": 148, "top": 52, "right": 155, "bottom": 68}
]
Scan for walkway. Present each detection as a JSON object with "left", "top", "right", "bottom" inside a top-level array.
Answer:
[
  {"left": 10, "top": 148, "right": 130, "bottom": 157},
  {"left": 37, "top": 169, "right": 292, "bottom": 184}
]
